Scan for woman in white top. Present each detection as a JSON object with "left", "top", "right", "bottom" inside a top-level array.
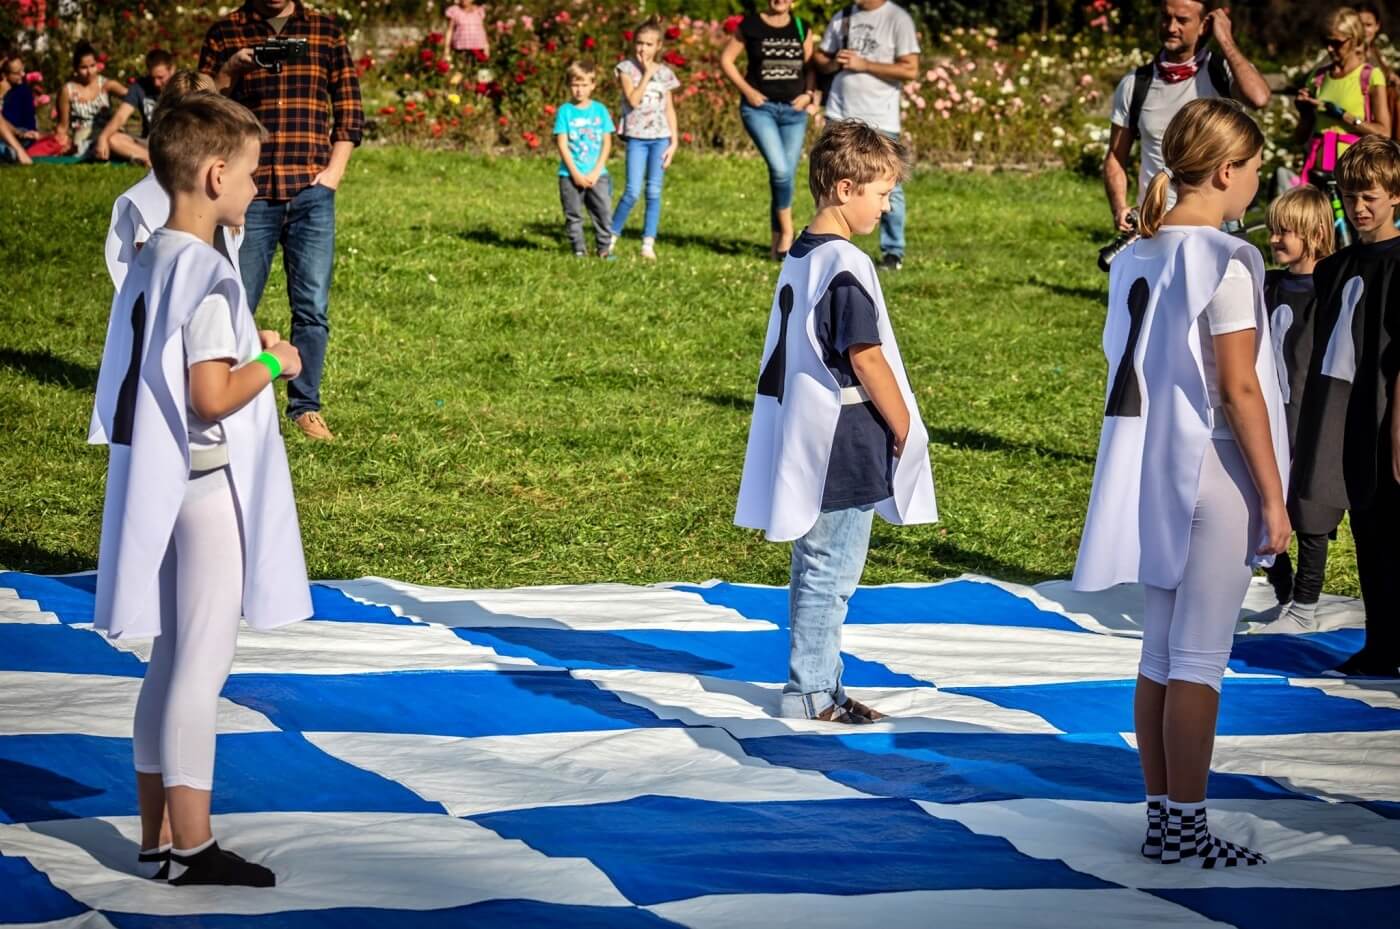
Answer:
[
  {"left": 1073, "top": 98, "right": 1291, "bottom": 868},
  {"left": 56, "top": 41, "right": 126, "bottom": 158}
]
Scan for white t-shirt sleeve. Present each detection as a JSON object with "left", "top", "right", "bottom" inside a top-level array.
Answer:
[
  {"left": 1204, "top": 259, "right": 1257, "bottom": 335},
  {"left": 819, "top": 13, "right": 844, "bottom": 55},
  {"left": 893, "top": 9, "right": 920, "bottom": 57},
  {"left": 184, "top": 293, "right": 239, "bottom": 367},
  {"left": 1110, "top": 72, "right": 1134, "bottom": 128}
]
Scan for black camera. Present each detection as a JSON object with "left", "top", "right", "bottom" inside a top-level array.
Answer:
[
  {"left": 251, "top": 37, "right": 310, "bottom": 74},
  {"left": 1098, "top": 210, "right": 1140, "bottom": 272}
]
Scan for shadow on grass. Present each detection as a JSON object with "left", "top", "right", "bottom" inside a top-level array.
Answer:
[
  {"left": 0, "top": 347, "right": 98, "bottom": 391},
  {"left": 0, "top": 536, "right": 91, "bottom": 575},
  {"left": 453, "top": 220, "right": 559, "bottom": 252},
  {"left": 868, "top": 536, "right": 1050, "bottom": 586},
  {"left": 702, "top": 392, "right": 752, "bottom": 412},
  {"left": 657, "top": 230, "right": 770, "bottom": 259},
  {"left": 1025, "top": 274, "right": 1105, "bottom": 303},
  {"left": 929, "top": 425, "right": 1094, "bottom": 465}
]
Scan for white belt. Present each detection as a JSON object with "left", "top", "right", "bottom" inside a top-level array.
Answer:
[{"left": 840, "top": 385, "right": 871, "bottom": 405}]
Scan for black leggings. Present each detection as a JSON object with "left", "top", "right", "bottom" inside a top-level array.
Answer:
[
  {"left": 1351, "top": 468, "right": 1400, "bottom": 662},
  {"left": 1264, "top": 532, "right": 1331, "bottom": 605}
]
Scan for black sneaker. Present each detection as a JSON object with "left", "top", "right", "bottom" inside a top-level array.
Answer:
[
  {"left": 879, "top": 253, "right": 904, "bottom": 271},
  {"left": 168, "top": 842, "right": 275, "bottom": 888},
  {"left": 1331, "top": 649, "right": 1400, "bottom": 678}
]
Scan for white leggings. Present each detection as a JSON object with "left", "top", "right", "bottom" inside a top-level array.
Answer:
[
  {"left": 132, "top": 468, "right": 244, "bottom": 790},
  {"left": 1140, "top": 439, "right": 1259, "bottom": 693}
]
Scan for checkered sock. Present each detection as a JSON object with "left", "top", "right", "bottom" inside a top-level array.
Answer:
[
  {"left": 1162, "top": 801, "right": 1267, "bottom": 867},
  {"left": 1141, "top": 795, "right": 1166, "bottom": 858}
]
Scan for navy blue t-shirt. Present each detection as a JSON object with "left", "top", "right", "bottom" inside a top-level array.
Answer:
[{"left": 789, "top": 230, "right": 895, "bottom": 510}]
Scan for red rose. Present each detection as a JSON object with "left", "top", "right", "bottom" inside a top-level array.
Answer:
[
  {"left": 428, "top": 31, "right": 444, "bottom": 45},
  {"left": 420, "top": 48, "right": 435, "bottom": 62},
  {"left": 514, "top": 72, "right": 526, "bottom": 84},
  {"left": 431, "top": 122, "right": 444, "bottom": 137},
  {"left": 665, "top": 27, "right": 680, "bottom": 40},
  {"left": 663, "top": 51, "right": 686, "bottom": 67},
  {"left": 405, "top": 100, "right": 418, "bottom": 110},
  {"left": 474, "top": 49, "right": 488, "bottom": 63},
  {"left": 555, "top": 11, "right": 571, "bottom": 23},
  {"left": 544, "top": 39, "right": 557, "bottom": 52},
  {"left": 475, "top": 81, "right": 490, "bottom": 94},
  {"left": 437, "top": 59, "right": 451, "bottom": 74},
  {"left": 582, "top": 36, "right": 596, "bottom": 49},
  {"left": 379, "top": 105, "right": 397, "bottom": 115},
  {"left": 623, "top": 29, "right": 633, "bottom": 41},
  {"left": 498, "top": 115, "right": 509, "bottom": 126},
  {"left": 682, "top": 131, "right": 693, "bottom": 144},
  {"left": 723, "top": 15, "right": 742, "bottom": 34},
  {"left": 449, "top": 117, "right": 460, "bottom": 127}
]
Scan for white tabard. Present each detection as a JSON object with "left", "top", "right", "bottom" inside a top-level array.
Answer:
[
  {"left": 89, "top": 229, "right": 311, "bottom": 639},
  {"left": 735, "top": 237, "right": 938, "bottom": 542},
  {"left": 1073, "top": 226, "right": 1289, "bottom": 592},
  {"left": 104, "top": 171, "right": 243, "bottom": 293}
]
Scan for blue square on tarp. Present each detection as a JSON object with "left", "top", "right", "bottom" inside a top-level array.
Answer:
[
  {"left": 0, "top": 623, "right": 145, "bottom": 677},
  {"left": 0, "top": 852, "right": 89, "bottom": 924},
  {"left": 452, "top": 627, "right": 929, "bottom": 687},
  {"left": 105, "top": 900, "right": 688, "bottom": 929},
  {"left": 1151, "top": 886, "right": 1400, "bottom": 929},
  {"left": 0, "top": 572, "right": 97, "bottom": 625},
  {"left": 471, "top": 795, "right": 1114, "bottom": 906},
  {"left": 220, "top": 669, "right": 675, "bottom": 738},
  {"left": 738, "top": 731, "right": 1300, "bottom": 804},
  {"left": 0, "top": 732, "right": 439, "bottom": 823},
  {"left": 946, "top": 677, "right": 1400, "bottom": 736},
  {"left": 674, "top": 579, "right": 1086, "bottom": 632}
]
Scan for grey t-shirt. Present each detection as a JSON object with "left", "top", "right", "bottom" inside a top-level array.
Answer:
[
  {"left": 1110, "top": 57, "right": 1233, "bottom": 201},
  {"left": 820, "top": 1, "right": 920, "bottom": 135}
]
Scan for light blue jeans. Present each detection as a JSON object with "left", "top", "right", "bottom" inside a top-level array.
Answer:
[
  {"left": 612, "top": 136, "right": 669, "bottom": 240},
  {"left": 739, "top": 100, "right": 809, "bottom": 232},
  {"left": 780, "top": 505, "right": 875, "bottom": 719},
  {"left": 879, "top": 129, "right": 907, "bottom": 258}
]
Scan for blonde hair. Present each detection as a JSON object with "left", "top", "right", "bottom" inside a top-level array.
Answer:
[
  {"left": 1267, "top": 186, "right": 1335, "bottom": 260},
  {"left": 150, "top": 93, "right": 265, "bottom": 194},
  {"left": 564, "top": 58, "right": 596, "bottom": 81},
  {"left": 1139, "top": 98, "right": 1264, "bottom": 237},
  {"left": 808, "top": 120, "right": 911, "bottom": 202},
  {"left": 149, "top": 70, "right": 217, "bottom": 128},
  {"left": 1336, "top": 133, "right": 1400, "bottom": 195},
  {"left": 1326, "top": 7, "right": 1368, "bottom": 48}
]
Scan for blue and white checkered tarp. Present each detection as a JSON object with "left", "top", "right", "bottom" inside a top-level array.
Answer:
[{"left": 1, "top": 570, "right": 1397, "bottom": 929}]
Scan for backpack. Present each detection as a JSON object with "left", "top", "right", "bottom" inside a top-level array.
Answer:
[
  {"left": 817, "top": 5, "right": 856, "bottom": 100},
  {"left": 1125, "top": 50, "right": 1232, "bottom": 139}
]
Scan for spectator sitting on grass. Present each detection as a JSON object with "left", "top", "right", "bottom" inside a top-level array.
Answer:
[
  {"left": 2, "top": 53, "right": 39, "bottom": 143},
  {"left": 56, "top": 41, "right": 127, "bottom": 158},
  {"left": 94, "top": 48, "right": 175, "bottom": 167},
  {"left": 0, "top": 111, "right": 33, "bottom": 165}
]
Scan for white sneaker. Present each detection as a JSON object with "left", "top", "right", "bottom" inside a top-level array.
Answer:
[{"left": 640, "top": 237, "right": 657, "bottom": 260}]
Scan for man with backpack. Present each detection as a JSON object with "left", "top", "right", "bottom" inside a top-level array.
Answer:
[{"left": 1103, "top": 0, "right": 1271, "bottom": 232}]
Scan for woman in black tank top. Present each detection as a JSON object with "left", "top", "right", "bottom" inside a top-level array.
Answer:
[{"left": 720, "top": 0, "right": 818, "bottom": 259}]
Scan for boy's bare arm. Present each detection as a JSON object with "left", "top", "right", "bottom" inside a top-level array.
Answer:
[
  {"left": 189, "top": 340, "right": 300, "bottom": 423},
  {"left": 848, "top": 343, "right": 911, "bottom": 455}
]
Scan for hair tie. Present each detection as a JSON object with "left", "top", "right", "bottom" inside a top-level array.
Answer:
[{"left": 1163, "top": 166, "right": 1176, "bottom": 182}]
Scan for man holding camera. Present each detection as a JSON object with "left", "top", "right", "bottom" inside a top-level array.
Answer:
[
  {"left": 1103, "top": 0, "right": 1270, "bottom": 233},
  {"left": 199, "top": 0, "right": 363, "bottom": 441}
]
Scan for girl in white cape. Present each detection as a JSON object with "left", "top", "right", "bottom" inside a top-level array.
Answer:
[{"left": 1073, "top": 98, "right": 1291, "bottom": 868}]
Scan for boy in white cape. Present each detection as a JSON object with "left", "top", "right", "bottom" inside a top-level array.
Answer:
[
  {"left": 90, "top": 92, "right": 310, "bottom": 887},
  {"left": 736, "top": 121, "right": 937, "bottom": 723}
]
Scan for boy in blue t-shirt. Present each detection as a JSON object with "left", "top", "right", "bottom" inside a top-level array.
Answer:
[{"left": 553, "top": 59, "right": 615, "bottom": 257}]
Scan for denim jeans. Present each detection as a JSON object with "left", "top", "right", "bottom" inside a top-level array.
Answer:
[
  {"left": 559, "top": 174, "right": 613, "bottom": 254},
  {"left": 612, "top": 136, "right": 668, "bottom": 240},
  {"left": 739, "top": 100, "right": 809, "bottom": 232},
  {"left": 239, "top": 183, "right": 336, "bottom": 420},
  {"left": 780, "top": 505, "right": 875, "bottom": 719},
  {"left": 879, "top": 129, "right": 907, "bottom": 258}
]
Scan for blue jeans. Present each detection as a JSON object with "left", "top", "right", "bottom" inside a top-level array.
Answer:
[
  {"left": 781, "top": 505, "right": 875, "bottom": 719},
  {"left": 239, "top": 183, "right": 336, "bottom": 420},
  {"left": 612, "top": 137, "right": 668, "bottom": 240},
  {"left": 739, "top": 100, "right": 809, "bottom": 232},
  {"left": 879, "top": 129, "right": 907, "bottom": 258}
]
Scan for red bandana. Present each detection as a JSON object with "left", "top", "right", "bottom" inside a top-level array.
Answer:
[{"left": 1155, "top": 51, "right": 1202, "bottom": 84}]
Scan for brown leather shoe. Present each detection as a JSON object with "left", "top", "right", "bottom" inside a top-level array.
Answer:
[{"left": 294, "top": 411, "right": 334, "bottom": 441}]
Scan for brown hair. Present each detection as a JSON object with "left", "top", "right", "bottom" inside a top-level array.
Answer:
[
  {"left": 150, "top": 93, "right": 265, "bottom": 195},
  {"left": 145, "top": 47, "right": 174, "bottom": 71},
  {"left": 1267, "top": 185, "right": 1335, "bottom": 260},
  {"left": 1336, "top": 133, "right": 1400, "bottom": 195},
  {"left": 807, "top": 120, "right": 911, "bottom": 203},
  {"left": 149, "top": 70, "right": 216, "bottom": 128},
  {"left": 634, "top": 18, "right": 665, "bottom": 43},
  {"left": 1139, "top": 97, "right": 1264, "bottom": 237},
  {"left": 564, "top": 58, "right": 596, "bottom": 81}
]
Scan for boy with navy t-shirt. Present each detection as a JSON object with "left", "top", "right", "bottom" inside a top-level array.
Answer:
[
  {"left": 735, "top": 121, "right": 938, "bottom": 723},
  {"left": 553, "top": 59, "right": 615, "bottom": 257}
]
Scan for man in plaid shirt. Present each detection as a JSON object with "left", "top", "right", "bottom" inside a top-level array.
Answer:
[{"left": 200, "top": 0, "right": 363, "bottom": 441}]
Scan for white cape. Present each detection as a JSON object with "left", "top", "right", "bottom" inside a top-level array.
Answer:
[
  {"left": 735, "top": 237, "right": 937, "bottom": 542},
  {"left": 1073, "top": 227, "right": 1289, "bottom": 592},
  {"left": 105, "top": 171, "right": 242, "bottom": 293},
  {"left": 89, "top": 229, "right": 311, "bottom": 638}
]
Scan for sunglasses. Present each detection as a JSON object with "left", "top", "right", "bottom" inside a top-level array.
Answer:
[{"left": 1325, "top": 38, "right": 1350, "bottom": 50}]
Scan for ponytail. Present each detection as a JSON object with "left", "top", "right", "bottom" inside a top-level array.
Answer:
[{"left": 1138, "top": 171, "right": 1174, "bottom": 237}]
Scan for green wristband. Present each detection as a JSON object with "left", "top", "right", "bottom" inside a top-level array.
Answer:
[{"left": 252, "top": 350, "right": 282, "bottom": 381}]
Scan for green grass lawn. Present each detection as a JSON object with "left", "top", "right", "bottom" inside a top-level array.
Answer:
[{"left": 0, "top": 149, "right": 1360, "bottom": 595}]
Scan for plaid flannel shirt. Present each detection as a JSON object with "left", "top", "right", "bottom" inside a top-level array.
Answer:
[{"left": 199, "top": 2, "right": 364, "bottom": 202}]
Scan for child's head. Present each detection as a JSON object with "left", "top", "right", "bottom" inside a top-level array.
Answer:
[
  {"left": 149, "top": 70, "right": 217, "bottom": 128},
  {"left": 1267, "top": 186, "right": 1334, "bottom": 269},
  {"left": 145, "top": 48, "right": 174, "bottom": 92},
  {"left": 808, "top": 120, "right": 911, "bottom": 236},
  {"left": 633, "top": 19, "right": 664, "bottom": 62},
  {"left": 72, "top": 41, "right": 98, "bottom": 81},
  {"left": 565, "top": 58, "right": 596, "bottom": 103},
  {"left": 1336, "top": 134, "right": 1400, "bottom": 234},
  {"left": 150, "top": 94, "right": 265, "bottom": 226},
  {"left": 1139, "top": 97, "right": 1263, "bottom": 236}
]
